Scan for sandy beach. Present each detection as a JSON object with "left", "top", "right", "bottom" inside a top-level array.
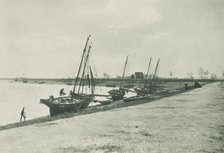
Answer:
[
  {"left": 0, "top": 82, "right": 223, "bottom": 153},
  {"left": 1, "top": 0, "right": 223, "bottom": 152}
]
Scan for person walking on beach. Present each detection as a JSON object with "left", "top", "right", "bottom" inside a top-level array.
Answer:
[{"left": 20, "top": 107, "right": 26, "bottom": 122}]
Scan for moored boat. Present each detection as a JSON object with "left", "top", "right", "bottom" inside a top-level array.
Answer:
[
  {"left": 108, "top": 88, "right": 125, "bottom": 101},
  {"left": 124, "top": 94, "right": 152, "bottom": 102},
  {"left": 108, "top": 56, "right": 129, "bottom": 101},
  {"left": 134, "top": 58, "right": 168, "bottom": 95},
  {"left": 40, "top": 35, "right": 96, "bottom": 116}
]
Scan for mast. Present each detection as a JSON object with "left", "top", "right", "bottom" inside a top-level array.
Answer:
[
  {"left": 144, "top": 57, "right": 152, "bottom": 87},
  {"left": 81, "top": 75, "right": 86, "bottom": 94},
  {"left": 77, "top": 43, "right": 92, "bottom": 94},
  {"left": 72, "top": 35, "right": 91, "bottom": 93},
  {"left": 119, "top": 55, "right": 129, "bottom": 89},
  {"left": 90, "top": 67, "right": 95, "bottom": 94},
  {"left": 152, "top": 58, "right": 160, "bottom": 82}
]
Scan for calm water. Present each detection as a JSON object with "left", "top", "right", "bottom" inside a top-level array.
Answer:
[{"left": 0, "top": 80, "right": 135, "bottom": 126}]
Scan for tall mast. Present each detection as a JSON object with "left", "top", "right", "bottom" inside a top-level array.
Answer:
[
  {"left": 152, "top": 58, "right": 160, "bottom": 82},
  {"left": 90, "top": 67, "right": 95, "bottom": 94},
  {"left": 77, "top": 43, "right": 92, "bottom": 94},
  {"left": 144, "top": 57, "right": 152, "bottom": 87},
  {"left": 119, "top": 55, "right": 129, "bottom": 89},
  {"left": 72, "top": 35, "right": 91, "bottom": 93}
]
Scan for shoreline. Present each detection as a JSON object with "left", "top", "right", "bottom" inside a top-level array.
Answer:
[
  {"left": 0, "top": 83, "right": 206, "bottom": 131},
  {"left": 1, "top": 82, "right": 222, "bottom": 153},
  {"left": 2, "top": 77, "right": 220, "bottom": 87}
]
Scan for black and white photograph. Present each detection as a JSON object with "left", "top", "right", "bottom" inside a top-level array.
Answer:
[{"left": 0, "top": 0, "right": 223, "bottom": 152}]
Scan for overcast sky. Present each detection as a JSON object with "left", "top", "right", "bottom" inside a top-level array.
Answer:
[{"left": 0, "top": 0, "right": 223, "bottom": 78}]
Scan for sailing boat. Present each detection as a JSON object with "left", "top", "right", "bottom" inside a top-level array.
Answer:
[
  {"left": 134, "top": 58, "right": 166, "bottom": 95},
  {"left": 134, "top": 57, "right": 153, "bottom": 95},
  {"left": 40, "top": 35, "right": 96, "bottom": 116},
  {"left": 108, "top": 56, "right": 129, "bottom": 101},
  {"left": 145, "top": 58, "right": 168, "bottom": 94}
]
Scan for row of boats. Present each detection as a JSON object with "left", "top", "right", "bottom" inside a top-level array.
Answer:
[{"left": 40, "top": 35, "right": 202, "bottom": 116}]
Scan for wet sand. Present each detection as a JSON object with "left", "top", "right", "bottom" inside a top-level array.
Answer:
[{"left": 0, "top": 82, "right": 223, "bottom": 153}]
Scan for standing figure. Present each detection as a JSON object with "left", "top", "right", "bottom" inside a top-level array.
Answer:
[
  {"left": 20, "top": 107, "right": 26, "bottom": 122},
  {"left": 69, "top": 90, "right": 73, "bottom": 97},
  {"left": 59, "top": 88, "right": 66, "bottom": 96}
]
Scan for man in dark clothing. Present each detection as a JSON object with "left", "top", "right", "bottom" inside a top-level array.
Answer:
[
  {"left": 59, "top": 88, "right": 66, "bottom": 96},
  {"left": 20, "top": 107, "right": 26, "bottom": 122},
  {"left": 194, "top": 81, "right": 202, "bottom": 88}
]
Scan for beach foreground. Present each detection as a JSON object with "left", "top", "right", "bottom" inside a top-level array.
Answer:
[{"left": 0, "top": 83, "right": 223, "bottom": 153}]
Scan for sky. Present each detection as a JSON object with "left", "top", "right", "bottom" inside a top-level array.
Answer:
[{"left": 0, "top": 0, "right": 223, "bottom": 78}]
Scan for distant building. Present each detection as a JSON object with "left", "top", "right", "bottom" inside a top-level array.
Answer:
[
  {"left": 131, "top": 74, "right": 135, "bottom": 79},
  {"left": 134, "top": 72, "right": 144, "bottom": 79}
]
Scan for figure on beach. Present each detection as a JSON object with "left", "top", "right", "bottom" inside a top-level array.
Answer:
[
  {"left": 194, "top": 81, "right": 202, "bottom": 88},
  {"left": 69, "top": 90, "right": 73, "bottom": 97},
  {"left": 20, "top": 107, "right": 26, "bottom": 122},
  {"left": 59, "top": 88, "right": 66, "bottom": 96}
]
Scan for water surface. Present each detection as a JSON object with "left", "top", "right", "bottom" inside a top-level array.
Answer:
[{"left": 0, "top": 80, "right": 135, "bottom": 125}]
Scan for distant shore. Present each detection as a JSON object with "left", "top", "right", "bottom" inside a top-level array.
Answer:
[{"left": 3, "top": 77, "right": 220, "bottom": 87}]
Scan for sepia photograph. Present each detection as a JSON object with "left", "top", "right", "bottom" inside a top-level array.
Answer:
[{"left": 0, "top": 0, "right": 223, "bottom": 152}]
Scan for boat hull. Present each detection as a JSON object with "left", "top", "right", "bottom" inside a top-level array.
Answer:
[
  {"left": 108, "top": 89, "right": 125, "bottom": 101},
  {"left": 134, "top": 88, "right": 153, "bottom": 96},
  {"left": 40, "top": 96, "right": 92, "bottom": 116},
  {"left": 125, "top": 84, "right": 201, "bottom": 102},
  {"left": 124, "top": 95, "right": 152, "bottom": 102}
]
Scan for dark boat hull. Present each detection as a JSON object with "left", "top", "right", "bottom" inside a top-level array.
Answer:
[
  {"left": 125, "top": 85, "right": 201, "bottom": 103},
  {"left": 108, "top": 89, "right": 125, "bottom": 101},
  {"left": 134, "top": 86, "right": 169, "bottom": 96},
  {"left": 79, "top": 100, "right": 91, "bottom": 109},
  {"left": 49, "top": 103, "right": 80, "bottom": 116},
  {"left": 40, "top": 96, "right": 92, "bottom": 116},
  {"left": 134, "top": 88, "right": 153, "bottom": 96},
  {"left": 124, "top": 95, "right": 152, "bottom": 102},
  {"left": 98, "top": 100, "right": 112, "bottom": 106},
  {"left": 111, "top": 95, "right": 123, "bottom": 101}
]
